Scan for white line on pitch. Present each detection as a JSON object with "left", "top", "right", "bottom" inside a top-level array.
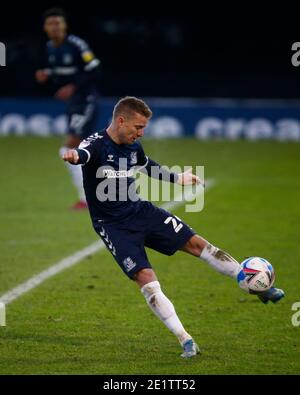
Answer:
[{"left": 0, "top": 179, "right": 215, "bottom": 305}]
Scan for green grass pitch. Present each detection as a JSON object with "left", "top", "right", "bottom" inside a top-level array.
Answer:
[{"left": 0, "top": 136, "right": 299, "bottom": 374}]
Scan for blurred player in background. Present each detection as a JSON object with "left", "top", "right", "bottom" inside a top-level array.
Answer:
[{"left": 36, "top": 8, "right": 101, "bottom": 210}]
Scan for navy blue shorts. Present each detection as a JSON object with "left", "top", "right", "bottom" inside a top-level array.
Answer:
[
  {"left": 67, "top": 95, "right": 99, "bottom": 140},
  {"left": 93, "top": 201, "right": 195, "bottom": 279}
]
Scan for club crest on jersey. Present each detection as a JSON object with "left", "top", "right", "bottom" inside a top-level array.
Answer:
[
  {"left": 63, "top": 53, "right": 73, "bottom": 64},
  {"left": 123, "top": 257, "right": 136, "bottom": 272},
  {"left": 130, "top": 152, "right": 137, "bottom": 165},
  {"left": 49, "top": 55, "right": 55, "bottom": 64},
  {"left": 107, "top": 155, "right": 114, "bottom": 162}
]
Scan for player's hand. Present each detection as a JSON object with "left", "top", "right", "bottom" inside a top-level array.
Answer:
[
  {"left": 177, "top": 168, "right": 202, "bottom": 186},
  {"left": 55, "top": 84, "right": 76, "bottom": 101},
  {"left": 62, "top": 149, "right": 79, "bottom": 164},
  {"left": 35, "top": 69, "right": 49, "bottom": 83}
]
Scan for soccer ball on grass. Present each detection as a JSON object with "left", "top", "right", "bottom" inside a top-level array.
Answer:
[{"left": 237, "top": 257, "right": 275, "bottom": 293}]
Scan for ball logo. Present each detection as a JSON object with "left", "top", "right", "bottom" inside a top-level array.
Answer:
[{"left": 255, "top": 279, "right": 268, "bottom": 290}]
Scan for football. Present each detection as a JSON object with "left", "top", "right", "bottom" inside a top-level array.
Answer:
[{"left": 237, "top": 257, "right": 275, "bottom": 293}]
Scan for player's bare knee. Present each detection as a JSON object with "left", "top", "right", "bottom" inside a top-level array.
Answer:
[
  {"left": 192, "top": 235, "right": 207, "bottom": 254},
  {"left": 133, "top": 268, "right": 157, "bottom": 288},
  {"left": 183, "top": 235, "right": 208, "bottom": 256}
]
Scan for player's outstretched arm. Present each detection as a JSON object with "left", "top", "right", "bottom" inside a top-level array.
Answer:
[
  {"left": 177, "top": 168, "right": 202, "bottom": 186},
  {"left": 139, "top": 157, "right": 202, "bottom": 186},
  {"left": 62, "top": 148, "right": 91, "bottom": 165},
  {"left": 62, "top": 149, "right": 80, "bottom": 164}
]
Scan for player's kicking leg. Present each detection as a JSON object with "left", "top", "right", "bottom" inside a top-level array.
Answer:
[
  {"left": 181, "top": 235, "right": 285, "bottom": 303},
  {"left": 133, "top": 268, "right": 200, "bottom": 358}
]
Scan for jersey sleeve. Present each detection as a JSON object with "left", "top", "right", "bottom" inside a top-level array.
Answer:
[
  {"left": 136, "top": 142, "right": 148, "bottom": 167},
  {"left": 76, "top": 133, "right": 103, "bottom": 165},
  {"left": 136, "top": 142, "right": 178, "bottom": 183}
]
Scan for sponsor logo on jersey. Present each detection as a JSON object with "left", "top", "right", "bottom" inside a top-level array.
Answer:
[
  {"left": 103, "top": 168, "right": 134, "bottom": 178},
  {"left": 123, "top": 257, "right": 136, "bottom": 272},
  {"left": 107, "top": 155, "right": 114, "bottom": 162}
]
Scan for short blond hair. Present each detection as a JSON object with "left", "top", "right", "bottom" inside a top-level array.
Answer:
[{"left": 113, "top": 96, "right": 152, "bottom": 120}]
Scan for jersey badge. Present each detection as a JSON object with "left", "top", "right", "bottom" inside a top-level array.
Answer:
[{"left": 130, "top": 151, "right": 137, "bottom": 165}]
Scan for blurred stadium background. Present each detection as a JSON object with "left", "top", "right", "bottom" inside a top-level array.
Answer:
[
  {"left": 0, "top": 0, "right": 299, "bottom": 375},
  {"left": 1, "top": 0, "right": 300, "bottom": 138}
]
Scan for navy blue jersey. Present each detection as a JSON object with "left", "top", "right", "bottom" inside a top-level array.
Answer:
[
  {"left": 76, "top": 129, "right": 178, "bottom": 224},
  {"left": 45, "top": 34, "right": 100, "bottom": 98},
  {"left": 74, "top": 129, "right": 193, "bottom": 279}
]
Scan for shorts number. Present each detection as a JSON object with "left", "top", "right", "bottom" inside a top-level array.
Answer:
[{"left": 164, "top": 216, "right": 183, "bottom": 233}]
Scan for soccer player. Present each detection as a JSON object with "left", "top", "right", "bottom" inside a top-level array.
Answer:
[
  {"left": 36, "top": 8, "right": 101, "bottom": 210},
  {"left": 62, "top": 96, "right": 285, "bottom": 358}
]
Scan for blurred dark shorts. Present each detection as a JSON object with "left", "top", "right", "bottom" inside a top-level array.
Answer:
[{"left": 67, "top": 95, "right": 99, "bottom": 140}]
